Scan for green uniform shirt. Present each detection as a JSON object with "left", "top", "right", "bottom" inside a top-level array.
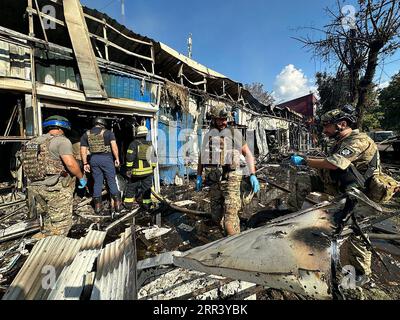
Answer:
[{"left": 326, "top": 129, "right": 380, "bottom": 174}]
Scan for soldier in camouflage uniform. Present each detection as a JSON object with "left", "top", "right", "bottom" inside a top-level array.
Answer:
[
  {"left": 196, "top": 103, "right": 260, "bottom": 236},
  {"left": 22, "top": 116, "right": 87, "bottom": 238},
  {"left": 288, "top": 105, "right": 381, "bottom": 286}
]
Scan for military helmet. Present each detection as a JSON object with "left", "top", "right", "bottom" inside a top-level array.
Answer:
[
  {"left": 321, "top": 105, "right": 357, "bottom": 126},
  {"left": 136, "top": 125, "right": 149, "bottom": 137},
  {"left": 43, "top": 115, "right": 71, "bottom": 131},
  {"left": 210, "top": 102, "right": 229, "bottom": 119},
  {"left": 93, "top": 117, "right": 107, "bottom": 127}
]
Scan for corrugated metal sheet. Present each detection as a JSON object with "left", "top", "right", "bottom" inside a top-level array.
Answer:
[
  {"left": 90, "top": 227, "right": 137, "bottom": 300},
  {"left": 101, "top": 71, "right": 156, "bottom": 103},
  {"left": 35, "top": 50, "right": 81, "bottom": 90},
  {"left": 46, "top": 230, "right": 106, "bottom": 300},
  {"left": 0, "top": 40, "right": 29, "bottom": 79},
  {"left": 2, "top": 230, "right": 106, "bottom": 300}
]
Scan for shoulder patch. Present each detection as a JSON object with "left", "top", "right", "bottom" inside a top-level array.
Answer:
[{"left": 339, "top": 147, "right": 354, "bottom": 157}]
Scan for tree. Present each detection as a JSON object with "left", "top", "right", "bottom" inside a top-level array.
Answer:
[
  {"left": 315, "top": 71, "right": 352, "bottom": 116},
  {"left": 244, "top": 82, "right": 275, "bottom": 107},
  {"left": 379, "top": 72, "right": 400, "bottom": 131},
  {"left": 297, "top": 0, "right": 400, "bottom": 128}
]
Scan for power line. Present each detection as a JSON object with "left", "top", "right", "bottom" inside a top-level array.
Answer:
[{"left": 100, "top": 0, "right": 116, "bottom": 11}]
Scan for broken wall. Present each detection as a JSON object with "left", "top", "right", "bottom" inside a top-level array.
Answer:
[{"left": 158, "top": 92, "right": 202, "bottom": 185}]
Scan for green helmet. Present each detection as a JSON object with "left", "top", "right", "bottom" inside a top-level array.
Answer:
[
  {"left": 210, "top": 102, "right": 229, "bottom": 119},
  {"left": 321, "top": 105, "right": 357, "bottom": 126},
  {"left": 43, "top": 115, "right": 71, "bottom": 131}
]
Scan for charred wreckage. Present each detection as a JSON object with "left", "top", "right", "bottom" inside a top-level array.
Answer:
[{"left": 0, "top": 0, "right": 399, "bottom": 301}]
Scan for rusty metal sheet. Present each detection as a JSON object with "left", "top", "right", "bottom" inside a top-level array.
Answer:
[
  {"left": 174, "top": 206, "right": 336, "bottom": 300},
  {"left": 62, "top": 0, "right": 107, "bottom": 99}
]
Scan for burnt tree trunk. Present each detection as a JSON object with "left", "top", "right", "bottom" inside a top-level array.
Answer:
[{"left": 356, "top": 41, "right": 383, "bottom": 128}]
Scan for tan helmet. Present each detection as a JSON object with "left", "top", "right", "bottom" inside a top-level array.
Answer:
[
  {"left": 210, "top": 102, "right": 229, "bottom": 119},
  {"left": 136, "top": 125, "right": 149, "bottom": 137}
]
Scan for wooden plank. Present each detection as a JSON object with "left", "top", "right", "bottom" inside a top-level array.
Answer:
[
  {"left": 83, "top": 13, "right": 153, "bottom": 46},
  {"left": 62, "top": 0, "right": 107, "bottom": 99},
  {"left": 36, "top": 83, "right": 157, "bottom": 114},
  {"left": 0, "top": 78, "right": 32, "bottom": 93},
  {"left": 27, "top": 7, "right": 65, "bottom": 27},
  {"left": 89, "top": 33, "right": 153, "bottom": 62},
  {"left": 372, "top": 240, "right": 400, "bottom": 257},
  {"left": 373, "top": 220, "right": 400, "bottom": 235},
  {"left": 0, "top": 26, "right": 73, "bottom": 55}
]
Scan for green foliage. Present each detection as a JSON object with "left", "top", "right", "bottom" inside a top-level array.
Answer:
[
  {"left": 315, "top": 72, "right": 352, "bottom": 116},
  {"left": 379, "top": 72, "right": 400, "bottom": 132}
]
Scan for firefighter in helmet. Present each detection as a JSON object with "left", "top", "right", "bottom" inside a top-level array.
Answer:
[{"left": 123, "top": 125, "right": 157, "bottom": 210}]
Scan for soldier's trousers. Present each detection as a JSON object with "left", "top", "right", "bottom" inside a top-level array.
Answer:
[
  {"left": 90, "top": 153, "right": 120, "bottom": 198},
  {"left": 288, "top": 173, "right": 372, "bottom": 276},
  {"left": 28, "top": 177, "right": 75, "bottom": 237},
  {"left": 208, "top": 170, "right": 242, "bottom": 236},
  {"left": 124, "top": 174, "right": 153, "bottom": 208}
]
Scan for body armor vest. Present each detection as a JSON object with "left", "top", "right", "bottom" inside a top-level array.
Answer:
[
  {"left": 132, "top": 141, "right": 154, "bottom": 177},
  {"left": 203, "top": 128, "right": 241, "bottom": 170},
  {"left": 22, "top": 135, "right": 65, "bottom": 182},
  {"left": 87, "top": 129, "right": 111, "bottom": 154}
]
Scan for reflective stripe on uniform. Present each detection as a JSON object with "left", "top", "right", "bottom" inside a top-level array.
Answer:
[
  {"left": 126, "top": 162, "right": 134, "bottom": 167},
  {"left": 124, "top": 198, "right": 135, "bottom": 203},
  {"left": 132, "top": 159, "right": 153, "bottom": 176},
  {"left": 142, "top": 199, "right": 152, "bottom": 204},
  {"left": 127, "top": 149, "right": 134, "bottom": 154}
]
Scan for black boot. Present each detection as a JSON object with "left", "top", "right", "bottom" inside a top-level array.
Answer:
[
  {"left": 112, "top": 193, "right": 123, "bottom": 213},
  {"left": 93, "top": 197, "right": 102, "bottom": 214}
]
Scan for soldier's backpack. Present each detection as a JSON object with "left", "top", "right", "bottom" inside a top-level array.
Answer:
[
  {"left": 366, "top": 173, "right": 400, "bottom": 204},
  {"left": 21, "top": 135, "right": 65, "bottom": 182}
]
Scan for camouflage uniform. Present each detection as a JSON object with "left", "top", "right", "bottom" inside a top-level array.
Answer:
[
  {"left": 288, "top": 129, "right": 380, "bottom": 276},
  {"left": 207, "top": 169, "right": 243, "bottom": 235},
  {"left": 23, "top": 133, "right": 76, "bottom": 237},
  {"left": 201, "top": 127, "right": 245, "bottom": 236},
  {"left": 28, "top": 177, "right": 75, "bottom": 236}
]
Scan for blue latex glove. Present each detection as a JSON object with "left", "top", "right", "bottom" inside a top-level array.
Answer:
[
  {"left": 250, "top": 175, "right": 260, "bottom": 193},
  {"left": 291, "top": 155, "right": 306, "bottom": 166},
  {"left": 196, "top": 176, "right": 203, "bottom": 192},
  {"left": 78, "top": 177, "right": 87, "bottom": 189}
]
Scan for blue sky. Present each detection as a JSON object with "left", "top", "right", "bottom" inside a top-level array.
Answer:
[{"left": 81, "top": 0, "right": 400, "bottom": 103}]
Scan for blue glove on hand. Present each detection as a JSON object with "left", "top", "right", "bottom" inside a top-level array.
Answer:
[
  {"left": 291, "top": 155, "right": 306, "bottom": 166},
  {"left": 78, "top": 177, "right": 87, "bottom": 189},
  {"left": 250, "top": 175, "right": 260, "bottom": 193},
  {"left": 196, "top": 176, "right": 203, "bottom": 192}
]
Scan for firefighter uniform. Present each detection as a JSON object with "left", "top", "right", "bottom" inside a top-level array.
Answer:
[{"left": 124, "top": 126, "right": 157, "bottom": 209}]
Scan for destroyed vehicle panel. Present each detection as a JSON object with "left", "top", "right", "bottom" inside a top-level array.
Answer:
[{"left": 173, "top": 207, "right": 336, "bottom": 300}]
